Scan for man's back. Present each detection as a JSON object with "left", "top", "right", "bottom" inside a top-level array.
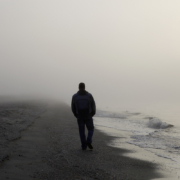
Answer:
[{"left": 71, "top": 89, "right": 96, "bottom": 118}]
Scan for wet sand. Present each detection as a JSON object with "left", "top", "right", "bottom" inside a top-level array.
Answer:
[{"left": 0, "top": 100, "right": 163, "bottom": 180}]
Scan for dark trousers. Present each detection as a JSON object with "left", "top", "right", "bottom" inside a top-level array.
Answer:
[{"left": 77, "top": 118, "right": 94, "bottom": 149}]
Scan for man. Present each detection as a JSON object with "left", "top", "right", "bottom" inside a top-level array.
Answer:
[{"left": 71, "top": 83, "right": 96, "bottom": 150}]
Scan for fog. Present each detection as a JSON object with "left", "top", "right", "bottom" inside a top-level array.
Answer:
[{"left": 1, "top": 0, "right": 180, "bottom": 109}]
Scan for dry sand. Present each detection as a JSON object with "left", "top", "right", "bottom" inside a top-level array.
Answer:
[{"left": 0, "top": 100, "right": 163, "bottom": 180}]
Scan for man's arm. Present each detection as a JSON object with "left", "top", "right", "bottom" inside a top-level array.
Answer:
[
  {"left": 71, "top": 96, "right": 77, "bottom": 118},
  {"left": 91, "top": 95, "right": 96, "bottom": 117}
]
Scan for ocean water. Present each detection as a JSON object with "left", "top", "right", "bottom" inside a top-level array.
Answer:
[{"left": 94, "top": 104, "right": 180, "bottom": 179}]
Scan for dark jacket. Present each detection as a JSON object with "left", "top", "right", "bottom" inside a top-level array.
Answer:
[{"left": 71, "top": 90, "right": 96, "bottom": 118}]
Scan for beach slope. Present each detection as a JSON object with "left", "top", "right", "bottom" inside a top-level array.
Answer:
[{"left": 0, "top": 100, "right": 162, "bottom": 180}]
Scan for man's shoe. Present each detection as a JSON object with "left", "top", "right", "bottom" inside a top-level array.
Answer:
[{"left": 86, "top": 143, "right": 93, "bottom": 150}]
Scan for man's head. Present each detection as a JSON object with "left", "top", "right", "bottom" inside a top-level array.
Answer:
[{"left": 79, "top": 82, "right": 85, "bottom": 90}]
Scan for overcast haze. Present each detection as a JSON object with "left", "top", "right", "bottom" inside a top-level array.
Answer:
[{"left": 1, "top": 0, "right": 180, "bottom": 108}]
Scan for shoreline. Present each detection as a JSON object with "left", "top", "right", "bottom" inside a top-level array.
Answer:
[
  {"left": 0, "top": 100, "right": 163, "bottom": 179},
  {"left": 95, "top": 125, "right": 177, "bottom": 180},
  {"left": 94, "top": 111, "right": 180, "bottom": 180}
]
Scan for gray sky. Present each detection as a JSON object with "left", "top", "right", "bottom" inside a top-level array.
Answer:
[{"left": 1, "top": 0, "right": 180, "bottom": 108}]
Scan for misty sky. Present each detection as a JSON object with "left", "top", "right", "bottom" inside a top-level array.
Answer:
[{"left": 1, "top": 0, "right": 180, "bottom": 108}]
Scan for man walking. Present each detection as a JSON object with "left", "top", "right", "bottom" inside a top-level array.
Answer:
[{"left": 71, "top": 83, "right": 96, "bottom": 150}]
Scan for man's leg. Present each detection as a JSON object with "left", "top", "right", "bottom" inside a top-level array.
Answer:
[
  {"left": 77, "top": 119, "right": 87, "bottom": 150},
  {"left": 85, "top": 118, "right": 94, "bottom": 144}
]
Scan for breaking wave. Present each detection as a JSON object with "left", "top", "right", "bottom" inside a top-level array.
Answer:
[{"left": 147, "top": 117, "right": 173, "bottom": 129}]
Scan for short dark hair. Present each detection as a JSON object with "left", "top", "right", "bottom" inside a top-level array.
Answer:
[{"left": 79, "top": 82, "right": 85, "bottom": 90}]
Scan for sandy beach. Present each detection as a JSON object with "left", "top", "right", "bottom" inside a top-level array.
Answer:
[{"left": 0, "top": 100, "right": 163, "bottom": 180}]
